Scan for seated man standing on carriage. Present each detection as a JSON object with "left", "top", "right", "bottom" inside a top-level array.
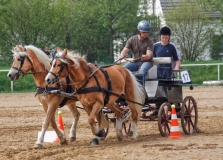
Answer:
[
  {"left": 149, "top": 26, "right": 181, "bottom": 118},
  {"left": 118, "top": 20, "right": 154, "bottom": 105},
  {"left": 118, "top": 20, "right": 154, "bottom": 83}
]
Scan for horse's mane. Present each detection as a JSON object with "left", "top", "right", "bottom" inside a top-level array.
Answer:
[
  {"left": 25, "top": 45, "right": 52, "bottom": 70},
  {"left": 57, "top": 50, "right": 87, "bottom": 68},
  {"left": 12, "top": 45, "right": 52, "bottom": 70}
]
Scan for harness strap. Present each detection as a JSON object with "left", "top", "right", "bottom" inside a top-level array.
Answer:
[
  {"left": 76, "top": 65, "right": 112, "bottom": 106},
  {"left": 76, "top": 86, "right": 102, "bottom": 94},
  {"left": 59, "top": 76, "right": 72, "bottom": 107},
  {"left": 35, "top": 76, "right": 72, "bottom": 108},
  {"left": 99, "top": 67, "right": 112, "bottom": 105}
]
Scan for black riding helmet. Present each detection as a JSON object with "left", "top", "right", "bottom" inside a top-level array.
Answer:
[
  {"left": 137, "top": 20, "right": 151, "bottom": 32},
  {"left": 160, "top": 26, "right": 171, "bottom": 36}
]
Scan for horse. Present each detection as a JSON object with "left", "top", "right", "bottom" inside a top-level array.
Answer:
[
  {"left": 45, "top": 49, "right": 146, "bottom": 145},
  {"left": 7, "top": 45, "right": 80, "bottom": 149}
]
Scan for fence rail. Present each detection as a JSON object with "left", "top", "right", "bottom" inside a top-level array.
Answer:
[
  {"left": 1, "top": 63, "right": 223, "bottom": 92},
  {"left": 181, "top": 63, "right": 223, "bottom": 81}
]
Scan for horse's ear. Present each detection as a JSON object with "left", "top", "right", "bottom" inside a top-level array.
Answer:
[
  {"left": 62, "top": 48, "right": 68, "bottom": 57},
  {"left": 17, "top": 45, "right": 24, "bottom": 51}
]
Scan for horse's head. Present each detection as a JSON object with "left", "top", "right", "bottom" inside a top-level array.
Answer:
[
  {"left": 7, "top": 45, "right": 33, "bottom": 81},
  {"left": 45, "top": 48, "right": 79, "bottom": 85}
]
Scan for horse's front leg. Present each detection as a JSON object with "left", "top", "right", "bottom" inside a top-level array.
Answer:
[
  {"left": 34, "top": 103, "right": 66, "bottom": 149},
  {"left": 67, "top": 103, "right": 80, "bottom": 142},
  {"left": 87, "top": 102, "right": 106, "bottom": 146},
  {"left": 34, "top": 103, "right": 50, "bottom": 149}
]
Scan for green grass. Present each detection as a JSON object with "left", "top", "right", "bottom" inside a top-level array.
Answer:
[{"left": 0, "top": 65, "right": 10, "bottom": 70}]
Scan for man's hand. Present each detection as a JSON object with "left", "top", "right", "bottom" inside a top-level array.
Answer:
[
  {"left": 118, "top": 55, "right": 125, "bottom": 60},
  {"left": 141, "top": 54, "right": 149, "bottom": 61}
]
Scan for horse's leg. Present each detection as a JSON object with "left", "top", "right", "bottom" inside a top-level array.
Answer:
[
  {"left": 67, "top": 103, "right": 80, "bottom": 142},
  {"left": 87, "top": 102, "right": 106, "bottom": 145},
  {"left": 34, "top": 102, "right": 66, "bottom": 149},
  {"left": 34, "top": 103, "right": 48, "bottom": 149},
  {"left": 106, "top": 103, "right": 124, "bottom": 141},
  {"left": 48, "top": 105, "right": 67, "bottom": 145}
]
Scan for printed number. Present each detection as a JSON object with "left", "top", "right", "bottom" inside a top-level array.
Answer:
[{"left": 180, "top": 71, "right": 191, "bottom": 83}]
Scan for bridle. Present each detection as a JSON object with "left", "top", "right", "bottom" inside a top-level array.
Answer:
[
  {"left": 11, "top": 51, "right": 33, "bottom": 78},
  {"left": 11, "top": 48, "right": 48, "bottom": 78},
  {"left": 49, "top": 56, "right": 69, "bottom": 82},
  {"left": 49, "top": 56, "right": 101, "bottom": 86}
]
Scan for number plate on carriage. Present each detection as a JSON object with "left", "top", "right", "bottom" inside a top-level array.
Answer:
[{"left": 180, "top": 70, "right": 191, "bottom": 83}]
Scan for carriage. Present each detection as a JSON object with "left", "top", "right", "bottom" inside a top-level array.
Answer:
[{"left": 101, "top": 57, "right": 198, "bottom": 137}]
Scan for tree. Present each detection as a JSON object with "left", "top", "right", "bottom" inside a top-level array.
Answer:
[
  {"left": 0, "top": 0, "right": 71, "bottom": 65},
  {"left": 199, "top": 0, "right": 223, "bottom": 60},
  {"left": 164, "top": 0, "right": 213, "bottom": 61},
  {"left": 67, "top": 0, "right": 159, "bottom": 63},
  {"left": 0, "top": 0, "right": 160, "bottom": 65}
]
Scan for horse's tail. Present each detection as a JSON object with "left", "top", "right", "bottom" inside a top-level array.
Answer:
[{"left": 128, "top": 71, "right": 145, "bottom": 121}]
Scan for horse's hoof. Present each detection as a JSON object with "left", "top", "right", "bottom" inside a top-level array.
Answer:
[
  {"left": 99, "top": 137, "right": 105, "bottom": 141},
  {"left": 96, "top": 130, "right": 105, "bottom": 138},
  {"left": 60, "top": 140, "right": 68, "bottom": 145},
  {"left": 117, "top": 135, "right": 124, "bottom": 141},
  {"left": 69, "top": 137, "right": 76, "bottom": 142},
  {"left": 34, "top": 144, "right": 42, "bottom": 149},
  {"left": 90, "top": 138, "right": 99, "bottom": 146}
]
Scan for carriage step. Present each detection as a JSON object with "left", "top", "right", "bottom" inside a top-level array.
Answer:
[{"left": 142, "top": 106, "right": 152, "bottom": 112}]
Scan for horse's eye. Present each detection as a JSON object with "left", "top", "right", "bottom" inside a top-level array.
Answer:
[
  {"left": 18, "top": 58, "right": 22, "bottom": 61},
  {"left": 57, "top": 64, "right": 61, "bottom": 67}
]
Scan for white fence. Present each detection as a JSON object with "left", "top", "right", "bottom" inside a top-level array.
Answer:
[
  {"left": 1, "top": 63, "right": 223, "bottom": 91},
  {"left": 180, "top": 63, "right": 223, "bottom": 81}
]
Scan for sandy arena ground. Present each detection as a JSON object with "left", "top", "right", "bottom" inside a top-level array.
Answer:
[{"left": 0, "top": 86, "right": 223, "bottom": 160}]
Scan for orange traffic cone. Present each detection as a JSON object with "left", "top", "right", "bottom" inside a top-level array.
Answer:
[
  {"left": 168, "top": 104, "right": 183, "bottom": 139},
  {"left": 54, "top": 110, "right": 66, "bottom": 142}
]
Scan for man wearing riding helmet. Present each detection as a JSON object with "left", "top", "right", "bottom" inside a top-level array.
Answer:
[
  {"left": 119, "top": 20, "right": 154, "bottom": 84},
  {"left": 149, "top": 26, "right": 181, "bottom": 118}
]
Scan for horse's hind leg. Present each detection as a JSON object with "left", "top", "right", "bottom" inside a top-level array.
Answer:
[
  {"left": 106, "top": 103, "right": 124, "bottom": 141},
  {"left": 67, "top": 103, "right": 80, "bottom": 142},
  {"left": 127, "top": 102, "right": 140, "bottom": 139}
]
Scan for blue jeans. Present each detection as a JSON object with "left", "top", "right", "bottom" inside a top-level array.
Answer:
[{"left": 123, "top": 61, "right": 153, "bottom": 83}]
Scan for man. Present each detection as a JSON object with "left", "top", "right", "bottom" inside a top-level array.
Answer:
[
  {"left": 44, "top": 47, "right": 50, "bottom": 57},
  {"left": 119, "top": 20, "right": 154, "bottom": 85},
  {"left": 149, "top": 26, "right": 181, "bottom": 118}
]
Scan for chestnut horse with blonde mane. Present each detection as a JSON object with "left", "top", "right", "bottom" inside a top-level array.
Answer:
[
  {"left": 7, "top": 45, "right": 80, "bottom": 149},
  {"left": 45, "top": 49, "right": 146, "bottom": 145}
]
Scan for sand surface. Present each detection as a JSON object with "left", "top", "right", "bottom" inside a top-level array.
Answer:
[{"left": 0, "top": 86, "right": 223, "bottom": 160}]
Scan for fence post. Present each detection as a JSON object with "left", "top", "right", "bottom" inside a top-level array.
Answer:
[
  {"left": 11, "top": 81, "right": 13, "bottom": 91},
  {"left": 218, "top": 64, "right": 220, "bottom": 81}
]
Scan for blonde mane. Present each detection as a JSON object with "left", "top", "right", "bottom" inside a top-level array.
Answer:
[
  {"left": 12, "top": 45, "right": 52, "bottom": 70},
  {"left": 25, "top": 45, "right": 52, "bottom": 70},
  {"left": 57, "top": 50, "right": 86, "bottom": 68}
]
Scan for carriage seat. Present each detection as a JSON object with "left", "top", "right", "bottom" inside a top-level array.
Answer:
[{"left": 145, "top": 57, "right": 171, "bottom": 97}]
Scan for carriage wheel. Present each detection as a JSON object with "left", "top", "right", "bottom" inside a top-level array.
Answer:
[
  {"left": 181, "top": 96, "right": 198, "bottom": 135},
  {"left": 158, "top": 102, "right": 171, "bottom": 137}
]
